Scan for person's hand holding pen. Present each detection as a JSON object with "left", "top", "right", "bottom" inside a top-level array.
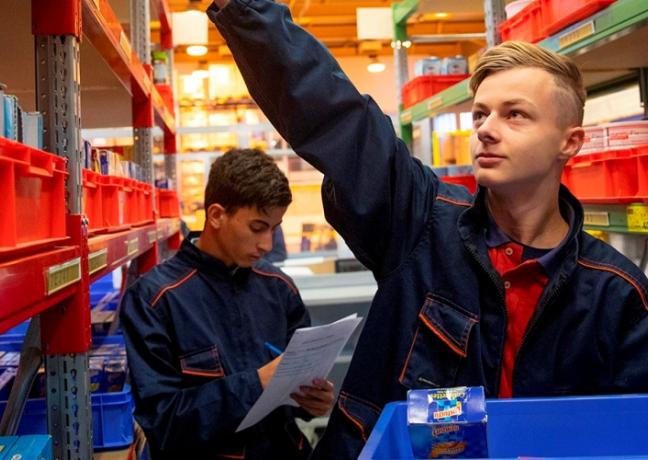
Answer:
[
  {"left": 257, "top": 342, "right": 286, "bottom": 389},
  {"left": 259, "top": 342, "right": 335, "bottom": 417}
]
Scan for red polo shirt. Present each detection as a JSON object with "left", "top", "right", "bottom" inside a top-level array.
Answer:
[{"left": 485, "top": 208, "right": 572, "bottom": 398}]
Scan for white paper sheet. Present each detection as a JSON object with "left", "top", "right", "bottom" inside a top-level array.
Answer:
[{"left": 236, "top": 313, "right": 363, "bottom": 432}]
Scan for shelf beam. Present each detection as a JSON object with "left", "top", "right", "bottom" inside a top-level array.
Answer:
[{"left": 0, "top": 246, "right": 81, "bottom": 334}]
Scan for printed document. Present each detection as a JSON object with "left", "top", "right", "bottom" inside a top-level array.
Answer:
[{"left": 236, "top": 314, "right": 363, "bottom": 432}]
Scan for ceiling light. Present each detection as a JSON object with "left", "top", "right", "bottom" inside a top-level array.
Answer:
[
  {"left": 186, "top": 45, "right": 208, "bottom": 56},
  {"left": 192, "top": 61, "right": 210, "bottom": 79},
  {"left": 367, "top": 56, "right": 386, "bottom": 73},
  {"left": 434, "top": 12, "right": 450, "bottom": 19}
]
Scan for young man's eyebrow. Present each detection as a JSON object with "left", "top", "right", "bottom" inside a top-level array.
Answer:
[
  {"left": 473, "top": 99, "right": 536, "bottom": 109},
  {"left": 501, "top": 98, "right": 536, "bottom": 108}
]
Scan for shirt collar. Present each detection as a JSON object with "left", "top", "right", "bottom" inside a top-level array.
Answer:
[
  {"left": 484, "top": 198, "right": 576, "bottom": 277},
  {"left": 178, "top": 231, "right": 251, "bottom": 281}
]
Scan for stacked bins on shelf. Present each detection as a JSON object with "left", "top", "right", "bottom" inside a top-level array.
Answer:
[
  {"left": 564, "top": 146, "right": 648, "bottom": 202},
  {"left": 0, "top": 273, "right": 134, "bottom": 451},
  {"left": 0, "top": 138, "right": 67, "bottom": 256}
]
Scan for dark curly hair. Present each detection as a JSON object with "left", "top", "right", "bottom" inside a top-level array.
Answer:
[{"left": 204, "top": 148, "right": 292, "bottom": 214}]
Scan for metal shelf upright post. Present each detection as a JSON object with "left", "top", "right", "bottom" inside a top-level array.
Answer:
[{"left": 32, "top": 0, "right": 94, "bottom": 458}]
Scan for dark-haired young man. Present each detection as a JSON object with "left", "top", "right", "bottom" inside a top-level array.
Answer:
[{"left": 120, "top": 148, "right": 334, "bottom": 460}]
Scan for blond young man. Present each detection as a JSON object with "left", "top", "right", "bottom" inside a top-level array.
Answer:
[{"left": 207, "top": 1, "right": 648, "bottom": 458}]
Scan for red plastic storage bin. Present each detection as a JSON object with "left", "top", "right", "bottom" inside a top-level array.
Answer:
[
  {"left": 82, "top": 169, "right": 105, "bottom": 233},
  {"left": 499, "top": 0, "right": 545, "bottom": 43},
  {"left": 157, "top": 189, "right": 180, "bottom": 218},
  {"left": 129, "top": 180, "right": 154, "bottom": 226},
  {"left": 0, "top": 138, "right": 67, "bottom": 256},
  {"left": 99, "top": 175, "right": 129, "bottom": 231},
  {"left": 540, "top": 0, "right": 616, "bottom": 36},
  {"left": 121, "top": 178, "right": 136, "bottom": 226},
  {"left": 566, "top": 149, "right": 638, "bottom": 202},
  {"left": 636, "top": 153, "right": 648, "bottom": 200},
  {"left": 441, "top": 174, "right": 477, "bottom": 194},
  {"left": 402, "top": 75, "right": 468, "bottom": 109}
]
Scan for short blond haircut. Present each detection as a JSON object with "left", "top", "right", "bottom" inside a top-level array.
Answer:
[{"left": 470, "top": 41, "right": 586, "bottom": 127}]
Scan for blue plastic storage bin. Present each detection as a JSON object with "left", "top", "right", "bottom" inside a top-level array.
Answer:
[
  {"left": 0, "top": 385, "right": 134, "bottom": 451},
  {"left": 360, "top": 395, "right": 648, "bottom": 459},
  {"left": 0, "top": 435, "right": 52, "bottom": 460}
]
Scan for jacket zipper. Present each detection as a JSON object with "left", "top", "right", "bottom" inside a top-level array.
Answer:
[{"left": 465, "top": 243, "right": 508, "bottom": 396}]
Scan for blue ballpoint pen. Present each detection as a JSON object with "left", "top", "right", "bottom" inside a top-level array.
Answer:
[{"left": 264, "top": 342, "right": 283, "bottom": 357}]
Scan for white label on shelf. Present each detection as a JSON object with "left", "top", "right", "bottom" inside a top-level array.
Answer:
[
  {"left": 46, "top": 257, "right": 82, "bottom": 296},
  {"left": 126, "top": 238, "right": 139, "bottom": 256},
  {"left": 88, "top": 249, "right": 108, "bottom": 275},
  {"left": 558, "top": 21, "right": 595, "bottom": 49},
  {"left": 400, "top": 111, "right": 412, "bottom": 124},
  {"left": 584, "top": 211, "right": 610, "bottom": 227},
  {"left": 148, "top": 230, "right": 158, "bottom": 244}
]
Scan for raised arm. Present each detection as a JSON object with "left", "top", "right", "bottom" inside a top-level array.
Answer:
[{"left": 208, "top": 0, "right": 437, "bottom": 275}]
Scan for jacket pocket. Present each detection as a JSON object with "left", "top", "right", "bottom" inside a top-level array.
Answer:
[
  {"left": 399, "top": 294, "right": 477, "bottom": 389},
  {"left": 337, "top": 391, "right": 382, "bottom": 443},
  {"left": 179, "top": 345, "right": 225, "bottom": 378}
]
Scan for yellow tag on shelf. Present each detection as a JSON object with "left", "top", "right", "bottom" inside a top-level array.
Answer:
[
  {"left": 88, "top": 249, "right": 108, "bottom": 275},
  {"left": 47, "top": 258, "right": 82, "bottom": 295},
  {"left": 558, "top": 21, "right": 595, "bottom": 49},
  {"left": 627, "top": 204, "right": 648, "bottom": 233},
  {"left": 126, "top": 238, "right": 140, "bottom": 256}
]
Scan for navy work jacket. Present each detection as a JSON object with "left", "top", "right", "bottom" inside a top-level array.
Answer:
[
  {"left": 120, "top": 235, "right": 312, "bottom": 460},
  {"left": 209, "top": 1, "right": 648, "bottom": 459}
]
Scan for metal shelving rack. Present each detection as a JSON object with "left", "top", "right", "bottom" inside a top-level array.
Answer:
[
  {"left": 0, "top": 1, "right": 180, "bottom": 458},
  {"left": 391, "top": 0, "right": 648, "bottom": 236}
]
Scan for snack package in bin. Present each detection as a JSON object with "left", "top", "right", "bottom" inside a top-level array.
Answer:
[{"left": 407, "top": 386, "right": 488, "bottom": 458}]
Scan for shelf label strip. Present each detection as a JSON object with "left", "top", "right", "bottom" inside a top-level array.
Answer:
[
  {"left": 88, "top": 249, "right": 108, "bottom": 275},
  {"left": 558, "top": 21, "right": 595, "bottom": 49},
  {"left": 584, "top": 211, "right": 610, "bottom": 227},
  {"left": 126, "top": 238, "right": 140, "bottom": 256},
  {"left": 46, "top": 257, "right": 82, "bottom": 296}
]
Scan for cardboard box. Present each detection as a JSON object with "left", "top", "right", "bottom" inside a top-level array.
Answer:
[{"left": 407, "top": 386, "right": 488, "bottom": 458}]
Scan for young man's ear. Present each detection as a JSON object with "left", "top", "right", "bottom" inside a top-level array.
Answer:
[
  {"left": 206, "top": 203, "right": 226, "bottom": 230},
  {"left": 558, "top": 126, "right": 585, "bottom": 161}
]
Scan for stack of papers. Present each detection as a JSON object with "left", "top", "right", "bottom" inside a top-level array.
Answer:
[{"left": 237, "top": 314, "right": 363, "bottom": 431}]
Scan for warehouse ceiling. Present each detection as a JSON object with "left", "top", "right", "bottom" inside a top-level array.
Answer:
[{"left": 162, "top": 0, "right": 487, "bottom": 63}]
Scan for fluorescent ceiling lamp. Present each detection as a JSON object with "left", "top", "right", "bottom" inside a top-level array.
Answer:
[
  {"left": 187, "top": 45, "right": 208, "bottom": 56},
  {"left": 367, "top": 58, "right": 386, "bottom": 73}
]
